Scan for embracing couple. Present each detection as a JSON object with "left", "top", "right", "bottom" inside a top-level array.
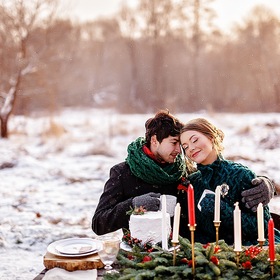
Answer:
[{"left": 92, "top": 109, "right": 280, "bottom": 245}]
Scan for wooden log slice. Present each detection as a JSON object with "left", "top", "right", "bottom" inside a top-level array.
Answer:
[{"left": 43, "top": 252, "right": 104, "bottom": 271}]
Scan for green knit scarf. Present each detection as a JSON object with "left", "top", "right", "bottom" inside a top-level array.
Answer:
[{"left": 125, "top": 137, "right": 186, "bottom": 185}]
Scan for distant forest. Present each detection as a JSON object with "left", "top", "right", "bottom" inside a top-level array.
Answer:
[{"left": 1, "top": 0, "right": 280, "bottom": 117}]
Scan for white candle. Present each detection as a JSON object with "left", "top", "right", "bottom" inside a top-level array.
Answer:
[
  {"left": 257, "top": 203, "right": 265, "bottom": 241},
  {"left": 161, "top": 195, "right": 168, "bottom": 250},
  {"left": 233, "top": 202, "right": 242, "bottom": 251},
  {"left": 172, "top": 203, "right": 181, "bottom": 243},
  {"left": 214, "top": 185, "right": 221, "bottom": 222}
]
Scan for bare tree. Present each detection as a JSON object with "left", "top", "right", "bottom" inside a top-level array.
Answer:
[
  {"left": 178, "top": 0, "right": 216, "bottom": 109},
  {"left": 117, "top": 4, "right": 143, "bottom": 111},
  {"left": 0, "top": 0, "right": 59, "bottom": 138},
  {"left": 119, "top": 0, "right": 189, "bottom": 111},
  {"left": 229, "top": 5, "right": 280, "bottom": 111},
  {"left": 80, "top": 18, "right": 122, "bottom": 109},
  {"left": 115, "top": 0, "right": 217, "bottom": 111}
]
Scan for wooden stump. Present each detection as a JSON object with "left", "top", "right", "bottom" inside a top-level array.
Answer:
[{"left": 43, "top": 252, "right": 104, "bottom": 271}]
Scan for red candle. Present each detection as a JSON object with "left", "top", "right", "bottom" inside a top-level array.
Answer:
[
  {"left": 187, "top": 184, "right": 196, "bottom": 226},
  {"left": 268, "top": 218, "right": 275, "bottom": 260}
]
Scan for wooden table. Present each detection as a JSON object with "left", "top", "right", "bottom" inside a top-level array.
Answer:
[
  {"left": 33, "top": 268, "right": 106, "bottom": 280},
  {"left": 33, "top": 268, "right": 48, "bottom": 280}
]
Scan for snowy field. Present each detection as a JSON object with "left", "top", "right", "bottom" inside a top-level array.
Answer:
[{"left": 0, "top": 108, "right": 279, "bottom": 280}]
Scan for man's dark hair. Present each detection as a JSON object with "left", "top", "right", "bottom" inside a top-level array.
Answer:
[{"left": 145, "top": 109, "right": 183, "bottom": 147}]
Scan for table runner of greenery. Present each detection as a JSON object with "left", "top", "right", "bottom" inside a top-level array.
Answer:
[{"left": 104, "top": 236, "right": 280, "bottom": 280}]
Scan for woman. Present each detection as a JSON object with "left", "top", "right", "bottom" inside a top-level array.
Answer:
[{"left": 179, "top": 117, "right": 279, "bottom": 245}]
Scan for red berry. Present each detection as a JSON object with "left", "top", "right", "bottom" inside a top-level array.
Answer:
[
  {"left": 210, "top": 256, "right": 219, "bottom": 265},
  {"left": 142, "top": 256, "right": 152, "bottom": 262}
]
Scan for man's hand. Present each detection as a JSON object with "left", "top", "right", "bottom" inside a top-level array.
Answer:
[
  {"left": 132, "top": 192, "right": 161, "bottom": 211},
  {"left": 241, "top": 177, "right": 275, "bottom": 212}
]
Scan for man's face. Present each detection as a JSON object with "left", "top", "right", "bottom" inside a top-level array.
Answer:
[{"left": 151, "top": 135, "right": 181, "bottom": 163}]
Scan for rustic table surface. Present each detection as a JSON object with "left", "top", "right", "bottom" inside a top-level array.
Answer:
[{"left": 33, "top": 267, "right": 108, "bottom": 280}]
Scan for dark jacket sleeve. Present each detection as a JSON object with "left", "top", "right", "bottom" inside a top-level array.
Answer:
[{"left": 92, "top": 163, "right": 133, "bottom": 235}]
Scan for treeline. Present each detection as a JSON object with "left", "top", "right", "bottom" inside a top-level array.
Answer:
[{"left": 1, "top": 0, "right": 280, "bottom": 118}]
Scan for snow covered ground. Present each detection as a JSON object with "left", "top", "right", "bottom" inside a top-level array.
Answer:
[{"left": 0, "top": 109, "right": 279, "bottom": 279}]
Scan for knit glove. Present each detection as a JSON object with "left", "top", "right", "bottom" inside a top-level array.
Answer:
[
  {"left": 132, "top": 192, "right": 161, "bottom": 211},
  {"left": 200, "top": 193, "right": 226, "bottom": 215},
  {"left": 241, "top": 177, "right": 275, "bottom": 212}
]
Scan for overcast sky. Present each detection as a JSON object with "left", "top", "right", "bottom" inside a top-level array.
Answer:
[{"left": 60, "top": 0, "right": 280, "bottom": 32}]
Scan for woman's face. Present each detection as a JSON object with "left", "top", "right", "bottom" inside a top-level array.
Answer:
[{"left": 180, "top": 130, "right": 217, "bottom": 165}]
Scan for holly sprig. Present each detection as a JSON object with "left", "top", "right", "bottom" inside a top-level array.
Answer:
[
  {"left": 122, "top": 229, "right": 154, "bottom": 252},
  {"left": 126, "top": 206, "right": 147, "bottom": 216}
]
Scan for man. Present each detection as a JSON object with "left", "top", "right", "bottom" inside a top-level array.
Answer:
[
  {"left": 92, "top": 110, "right": 185, "bottom": 235},
  {"left": 92, "top": 110, "right": 275, "bottom": 236}
]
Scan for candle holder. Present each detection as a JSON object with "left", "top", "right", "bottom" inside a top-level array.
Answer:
[
  {"left": 257, "top": 239, "right": 265, "bottom": 249},
  {"left": 213, "top": 221, "right": 220, "bottom": 246},
  {"left": 171, "top": 241, "right": 179, "bottom": 266},
  {"left": 188, "top": 224, "right": 196, "bottom": 275},
  {"left": 234, "top": 250, "right": 242, "bottom": 267},
  {"left": 268, "top": 259, "right": 276, "bottom": 277}
]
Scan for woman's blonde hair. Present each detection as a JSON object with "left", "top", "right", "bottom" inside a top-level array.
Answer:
[{"left": 181, "top": 118, "right": 224, "bottom": 173}]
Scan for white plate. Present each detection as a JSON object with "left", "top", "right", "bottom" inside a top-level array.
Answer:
[
  {"left": 55, "top": 238, "right": 98, "bottom": 254},
  {"left": 120, "top": 241, "right": 132, "bottom": 252},
  {"left": 47, "top": 238, "right": 100, "bottom": 257}
]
